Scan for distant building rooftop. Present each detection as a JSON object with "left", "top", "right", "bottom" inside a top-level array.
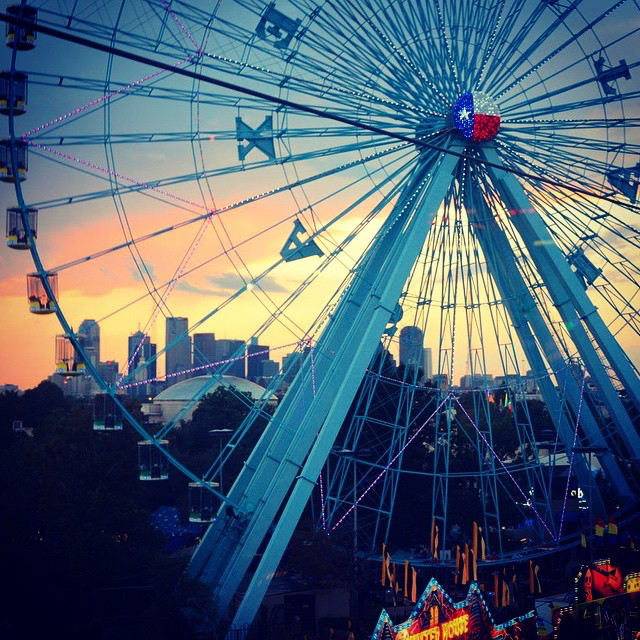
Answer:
[{"left": 142, "top": 374, "right": 276, "bottom": 424}]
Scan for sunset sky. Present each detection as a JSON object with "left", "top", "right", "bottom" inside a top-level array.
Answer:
[{"left": 1, "top": 0, "right": 639, "bottom": 393}]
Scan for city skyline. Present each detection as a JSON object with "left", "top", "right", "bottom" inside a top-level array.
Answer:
[{"left": 6, "top": 313, "right": 555, "bottom": 395}]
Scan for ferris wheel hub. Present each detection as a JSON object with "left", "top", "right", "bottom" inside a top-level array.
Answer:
[{"left": 452, "top": 92, "right": 500, "bottom": 142}]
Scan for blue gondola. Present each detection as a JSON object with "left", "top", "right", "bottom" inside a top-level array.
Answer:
[
  {"left": 6, "top": 206, "right": 37, "bottom": 249},
  {"left": 5, "top": 5, "right": 37, "bottom": 51}
]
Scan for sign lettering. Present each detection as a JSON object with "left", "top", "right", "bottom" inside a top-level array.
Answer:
[{"left": 403, "top": 614, "right": 469, "bottom": 640}]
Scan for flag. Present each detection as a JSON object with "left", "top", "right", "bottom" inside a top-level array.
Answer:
[
  {"left": 494, "top": 573, "right": 499, "bottom": 608},
  {"left": 472, "top": 522, "right": 478, "bottom": 563},
  {"left": 411, "top": 567, "right": 417, "bottom": 603},
  {"left": 404, "top": 559, "right": 409, "bottom": 599},
  {"left": 431, "top": 517, "right": 436, "bottom": 557},
  {"left": 609, "top": 516, "right": 618, "bottom": 536},
  {"left": 595, "top": 517, "right": 606, "bottom": 537},
  {"left": 434, "top": 525, "right": 439, "bottom": 560},
  {"left": 452, "top": 92, "right": 501, "bottom": 142},
  {"left": 462, "top": 544, "right": 470, "bottom": 585},
  {"left": 473, "top": 547, "right": 478, "bottom": 582},
  {"left": 386, "top": 552, "right": 393, "bottom": 583},
  {"left": 480, "top": 526, "right": 486, "bottom": 561},
  {"left": 581, "top": 528, "right": 587, "bottom": 548},
  {"left": 455, "top": 545, "right": 461, "bottom": 584},
  {"left": 529, "top": 560, "right": 534, "bottom": 594},
  {"left": 534, "top": 563, "right": 542, "bottom": 594},
  {"left": 381, "top": 543, "right": 387, "bottom": 586}
]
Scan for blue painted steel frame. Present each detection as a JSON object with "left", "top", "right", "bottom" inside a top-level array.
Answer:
[
  {"left": 186, "top": 143, "right": 461, "bottom": 631},
  {"left": 482, "top": 146, "right": 640, "bottom": 471}
]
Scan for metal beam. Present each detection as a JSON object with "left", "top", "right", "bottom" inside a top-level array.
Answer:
[
  {"left": 227, "top": 146, "right": 461, "bottom": 631},
  {"left": 467, "top": 175, "right": 628, "bottom": 509},
  {"left": 482, "top": 146, "right": 640, "bottom": 464}
]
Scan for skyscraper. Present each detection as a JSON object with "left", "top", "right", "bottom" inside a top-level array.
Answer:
[
  {"left": 79, "top": 318, "right": 100, "bottom": 363},
  {"left": 98, "top": 360, "right": 120, "bottom": 386},
  {"left": 127, "top": 331, "right": 157, "bottom": 395},
  {"left": 247, "top": 338, "right": 270, "bottom": 381},
  {"left": 165, "top": 317, "right": 191, "bottom": 384},
  {"left": 193, "top": 333, "right": 216, "bottom": 371},
  {"left": 214, "top": 338, "right": 245, "bottom": 378},
  {"left": 399, "top": 326, "right": 424, "bottom": 374}
]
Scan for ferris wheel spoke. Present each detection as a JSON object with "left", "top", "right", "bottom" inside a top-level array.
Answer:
[
  {"left": 299, "top": 22, "right": 426, "bottom": 110},
  {"left": 499, "top": 132, "right": 620, "bottom": 181},
  {"left": 493, "top": 0, "right": 629, "bottom": 100},
  {"left": 500, "top": 61, "right": 640, "bottom": 116},
  {"left": 482, "top": 0, "right": 564, "bottom": 93},
  {"left": 503, "top": 117, "right": 640, "bottom": 130},
  {"left": 28, "top": 125, "right": 380, "bottom": 147},
  {"left": 494, "top": 139, "right": 632, "bottom": 208},
  {"left": 479, "top": 0, "right": 531, "bottom": 85},
  {"left": 24, "top": 132, "right": 408, "bottom": 216},
  {"left": 504, "top": 89, "right": 640, "bottom": 120},
  {"left": 23, "top": 72, "right": 284, "bottom": 125},
  {"left": 124, "top": 148, "right": 419, "bottom": 399},
  {"left": 27, "top": 135, "right": 412, "bottom": 215},
  {"left": 504, "top": 129, "right": 640, "bottom": 156},
  {"left": 83, "top": 145, "right": 418, "bottom": 351},
  {"left": 469, "top": 0, "right": 508, "bottom": 90}
]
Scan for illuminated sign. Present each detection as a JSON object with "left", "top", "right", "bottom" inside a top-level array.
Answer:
[
  {"left": 625, "top": 572, "right": 640, "bottom": 593},
  {"left": 402, "top": 614, "right": 469, "bottom": 640},
  {"left": 371, "top": 578, "right": 535, "bottom": 640}
]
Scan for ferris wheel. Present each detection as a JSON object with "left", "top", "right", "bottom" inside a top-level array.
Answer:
[{"left": 3, "top": 0, "right": 640, "bottom": 632}]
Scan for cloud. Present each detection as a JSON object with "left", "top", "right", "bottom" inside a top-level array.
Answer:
[
  {"left": 208, "top": 272, "right": 288, "bottom": 293},
  {"left": 128, "top": 262, "right": 156, "bottom": 282},
  {"left": 176, "top": 281, "right": 217, "bottom": 296}
]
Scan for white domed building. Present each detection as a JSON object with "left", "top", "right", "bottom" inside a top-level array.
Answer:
[{"left": 142, "top": 375, "right": 276, "bottom": 425}]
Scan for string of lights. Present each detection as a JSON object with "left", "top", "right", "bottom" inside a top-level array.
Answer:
[
  {"left": 330, "top": 394, "right": 451, "bottom": 533},
  {"left": 118, "top": 339, "right": 305, "bottom": 390},
  {"left": 452, "top": 395, "right": 557, "bottom": 541},
  {"left": 557, "top": 371, "right": 588, "bottom": 539},
  {"left": 122, "top": 217, "right": 211, "bottom": 381}
]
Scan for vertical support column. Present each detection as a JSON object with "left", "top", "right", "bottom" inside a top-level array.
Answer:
[
  {"left": 227, "top": 149, "right": 461, "bottom": 633},
  {"left": 482, "top": 147, "right": 640, "bottom": 463},
  {"left": 467, "top": 178, "right": 623, "bottom": 510}
]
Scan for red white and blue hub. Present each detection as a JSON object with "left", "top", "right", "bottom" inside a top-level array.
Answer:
[{"left": 452, "top": 91, "right": 500, "bottom": 142}]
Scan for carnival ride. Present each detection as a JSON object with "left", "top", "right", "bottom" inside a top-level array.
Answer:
[{"left": 2, "top": 0, "right": 640, "bottom": 632}]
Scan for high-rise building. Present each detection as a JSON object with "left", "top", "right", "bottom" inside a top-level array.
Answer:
[
  {"left": 281, "top": 346, "right": 310, "bottom": 384},
  {"left": 260, "top": 359, "right": 279, "bottom": 380},
  {"left": 423, "top": 347, "right": 433, "bottom": 381},
  {"left": 98, "top": 360, "right": 120, "bottom": 386},
  {"left": 247, "top": 338, "right": 270, "bottom": 381},
  {"left": 214, "top": 338, "right": 245, "bottom": 378},
  {"left": 128, "top": 331, "right": 157, "bottom": 395},
  {"left": 193, "top": 333, "right": 216, "bottom": 371},
  {"left": 399, "top": 326, "right": 424, "bottom": 375},
  {"left": 282, "top": 352, "right": 300, "bottom": 383},
  {"left": 165, "top": 317, "right": 191, "bottom": 385},
  {"left": 79, "top": 319, "right": 100, "bottom": 362}
]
